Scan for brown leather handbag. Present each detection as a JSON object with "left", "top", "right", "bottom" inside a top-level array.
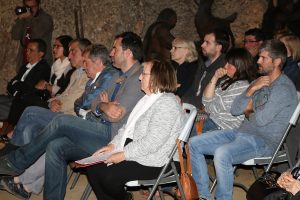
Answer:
[{"left": 176, "top": 139, "right": 199, "bottom": 200}]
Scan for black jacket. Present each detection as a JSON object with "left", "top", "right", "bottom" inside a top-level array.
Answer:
[{"left": 7, "top": 59, "right": 51, "bottom": 96}]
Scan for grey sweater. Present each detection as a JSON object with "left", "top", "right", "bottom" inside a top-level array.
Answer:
[
  {"left": 203, "top": 80, "right": 249, "bottom": 129},
  {"left": 231, "top": 74, "right": 298, "bottom": 152},
  {"left": 110, "top": 93, "right": 186, "bottom": 167}
]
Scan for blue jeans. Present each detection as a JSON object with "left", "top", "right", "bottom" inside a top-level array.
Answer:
[
  {"left": 7, "top": 114, "right": 111, "bottom": 200},
  {"left": 190, "top": 117, "right": 220, "bottom": 137},
  {"left": 11, "top": 106, "right": 63, "bottom": 146},
  {"left": 189, "top": 129, "right": 272, "bottom": 200}
]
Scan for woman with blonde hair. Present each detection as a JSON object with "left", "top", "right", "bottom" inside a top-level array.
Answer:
[
  {"left": 280, "top": 34, "right": 300, "bottom": 90},
  {"left": 171, "top": 37, "right": 198, "bottom": 97}
]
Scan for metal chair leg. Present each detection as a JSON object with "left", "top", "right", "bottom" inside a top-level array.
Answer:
[
  {"left": 66, "top": 168, "right": 74, "bottom": 184},
  {"left": 251, "top": 166, "right": 259, "bottom": 179},
  {"left": 80, "top": 183, "right": 92, "bottom": 200},
  {"left": 70, "top": 172, "right": 81, "bottom": 189},
  {"left": 210, "top": 166, "right": 237, "bottom": 193},
  {"left": 158, "top": 185, "right": 165, "bottom": 200}
]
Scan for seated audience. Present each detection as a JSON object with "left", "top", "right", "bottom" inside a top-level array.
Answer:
[
  {"left": 200, "top": 48, "right": 257, "bottom": 133},
  {"left": 5, "top": 38, "right": 90, "bottom": 144},
  {"left": 35, "top": 35, "right": 74, "bottom": 99},
  {"left": 0, "top": 31, "right": 144, "bottom": 200},
  {"left": 279, "top": 34, "right": 300, "bottom": 91},
  {"left": 0, "top": 39, "right": 51, "bottom": 136},
  {"left": 189, "top": 40, "right": 298, "bottom": 200},
  {"left": 182, "top": 29, "right": 229, "bottom": 109},
  {"left": 4, "top": 36, "right": 75, "bottom": 135},
  {"left": 243, "top": 28, "right": 265, "bottom": 61},
  {"left": 0, "top": 43, "right": 117, "bottom": 199},
  {"left": 170, "top": 37, "right": 198, "bottom": 98},
  {"left": 85, "top": 58, "right": 185, "bottom": 200}
]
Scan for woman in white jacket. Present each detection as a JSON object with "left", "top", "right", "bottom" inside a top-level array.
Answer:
[{"left": 86, "top": 59, "right": 186, "bottom": 200}]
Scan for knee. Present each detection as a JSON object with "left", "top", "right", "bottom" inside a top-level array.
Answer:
[
  {"left": 214, "top": 148, "right": 233, "bottom": 167},
  {"left": 189, "top": 136, "right": 204, "bottom": 154},
  {"left": 52, "top": 115, "right": 73, "bottom": 127},
  {"left": 46, "top": 140, "right": 66, "bottom": 163}
]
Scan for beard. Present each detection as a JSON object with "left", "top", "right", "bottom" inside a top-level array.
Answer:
[{"left": 258, "top": 64, "right": 274, "bottom": 75}]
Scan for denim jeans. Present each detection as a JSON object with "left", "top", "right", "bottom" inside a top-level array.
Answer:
[
  {"left": 189, "top": 129, "right": 272, "bottom": 200},
  {"left": 11, "top": 106, "right": 63, "bottom": 146},
  {"left": 7, "top": 114, "right": 111, "bottom": 200}
]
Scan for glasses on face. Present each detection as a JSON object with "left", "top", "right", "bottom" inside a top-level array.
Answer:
[
  {"left": 141, "top": 72, "right": 151, "bottom": 76},
  {"left": 172, "top": 46, "right": 186, "bottom": 50},
  {"left": 243, "top": 40, "right": 259, "bottom": 44},
  {"left": 26, "top": 48, "right": 38, "bottom": 53},
  {"left": 69, "top": 48, "right": 79, "bottom": 55},
  {"left": 53, "top": 44, "right": 63, "bottom": 49}
]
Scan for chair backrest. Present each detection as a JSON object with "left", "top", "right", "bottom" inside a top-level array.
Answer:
[
  {"left": 178, "top": 103, "right": 197, "bottom": 143},
  {"left": 266, "top": 101, "right": 300, "bottom": 172},
  {"left": 290, "top": 100, "right": 300, "bottom": 125}
]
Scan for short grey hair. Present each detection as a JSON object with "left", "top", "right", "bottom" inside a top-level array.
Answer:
[
  {"left": 83, "top": 44, "right": 111, "bottom": 66},
  {"left": 259, "top": 39, "right": 287, "bottom": 69}
]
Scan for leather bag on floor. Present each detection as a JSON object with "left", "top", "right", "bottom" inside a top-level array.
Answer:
[{"left": 176, "top": 139, "right": 199, "bottom": 200}]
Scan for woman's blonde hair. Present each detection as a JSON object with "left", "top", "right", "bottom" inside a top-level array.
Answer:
[
  {"left": 280, "top": 34, "right": 300, "bottom": 61},
  {"left": 172, "top": 37, "right": 198, "bottom": 62}
]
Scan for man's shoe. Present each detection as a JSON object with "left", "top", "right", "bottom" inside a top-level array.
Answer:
[
  {"left": 0, "top": 156, "right": 18, "bottom": 176},
  {"left": 1, "top": 176, "right": 31, "bottom": 199}
]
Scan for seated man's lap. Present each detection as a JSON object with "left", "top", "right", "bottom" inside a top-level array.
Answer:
[
  {"left": 11, "top": 106, "right": 63, "bottom": 146},
  {"left": 190, "top": 130, "right": 272, "bottom": 164}
]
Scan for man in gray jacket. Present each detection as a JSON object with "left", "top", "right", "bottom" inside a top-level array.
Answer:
[{"left": 189, "top": 40, "right": 298, "bottom": 200}]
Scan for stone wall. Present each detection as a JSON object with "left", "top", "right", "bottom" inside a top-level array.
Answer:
[{"left": 0, "top": 0, "right": 267, "bottom": 94}]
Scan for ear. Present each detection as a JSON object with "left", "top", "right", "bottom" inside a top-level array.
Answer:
[
  {"left": 216, "top": 43, "right": 222, "bottom": 53},
  {"left": 124, "top": 49, "right": 133, "bottom": 58},
  {"left": 273, "top": 58, "right": 282, "bottom": 68},
  {"left": 38, "top": 51, "right": 45, "bottom": 58}
]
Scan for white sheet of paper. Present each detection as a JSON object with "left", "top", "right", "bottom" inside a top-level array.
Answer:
[{"left": 75, "top": 151, "right": 118, "bottom": 167}]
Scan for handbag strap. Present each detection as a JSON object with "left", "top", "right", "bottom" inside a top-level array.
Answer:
[
  {"left": 176, "top": 139, "right": 193, "bottom": 175},
  {"left": 185, "top": 142, "right": 192, "bottom": 175},
  {"left": 176, "top": 139, "right": 186, "bottom": 173}
]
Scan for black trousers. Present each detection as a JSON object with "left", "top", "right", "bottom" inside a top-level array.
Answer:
[
  {"left": 7, "top": 93, "right": 48, "bottom": 125},
  {"left": 86, "top": 160, "right": 180, "bottom": 200}
]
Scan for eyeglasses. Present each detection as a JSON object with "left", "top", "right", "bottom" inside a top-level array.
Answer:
[
  {"left": 172, "top": 46, "right": 186, "bottom": 50},
  {"left": 141, "top": 72, "right": 151, "bottom": 76},
  {"left": 243, "top": 40, "right": 259, "bottom": 44},
  {"left": 26, "top": 48, "right": 38, "bottom": 53},
  {"left": 53, "top": 44, "right": 63, "bottom": 49}
]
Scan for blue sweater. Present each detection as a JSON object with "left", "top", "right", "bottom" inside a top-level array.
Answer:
[{"left": 231, "top": 74, "right": 298, "bottom": 152}]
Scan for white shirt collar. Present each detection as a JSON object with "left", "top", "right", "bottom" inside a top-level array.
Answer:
[{"left": 90, "top": 71, "right": 101, "bottom": 85}]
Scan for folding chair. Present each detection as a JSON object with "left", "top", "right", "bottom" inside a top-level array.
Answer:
[
  {"left": 125, "top": 103, "right": 197, "bottom": 200},
  {"left": 78, "top": 103, "right": 197, "bottom": 200},
  {"left": 210, "top": 101, "right": 300, "bottom": 193}
]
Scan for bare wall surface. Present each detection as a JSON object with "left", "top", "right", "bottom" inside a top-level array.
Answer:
[{"left": 0, "top": 0, "right": 266, "bottom": 94}]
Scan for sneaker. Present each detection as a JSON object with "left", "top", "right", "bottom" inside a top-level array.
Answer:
[{"left": 0, "top": 176, "right": 31, "bottom": 199}]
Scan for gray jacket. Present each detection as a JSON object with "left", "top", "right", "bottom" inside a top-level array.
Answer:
[
  {"left": 111, "top": 93, "right": 186, "bottom": 167},
  {"left": 231, "top": 74, "right": 298, "bottom": 152}
]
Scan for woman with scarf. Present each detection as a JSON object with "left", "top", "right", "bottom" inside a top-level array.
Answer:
[{"left": 85, "top": 59, "right": 186, "bottom": 200}]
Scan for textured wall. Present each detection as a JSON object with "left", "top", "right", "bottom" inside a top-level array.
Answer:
[{"left": 0, "top": 0, "right": 266, "bottom": 94}]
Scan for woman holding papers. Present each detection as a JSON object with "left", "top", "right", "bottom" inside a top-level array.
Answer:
[{"left": 86, "top": 59, "right": 186, "bottom": 200}]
